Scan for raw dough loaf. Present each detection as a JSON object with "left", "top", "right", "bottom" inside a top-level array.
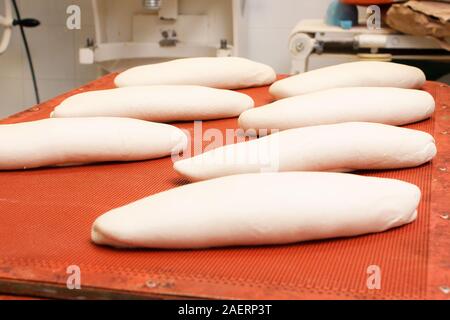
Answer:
[
  {"left": 114, "top": 57, "right": 277, "bottom": 89},
  {"left": 174, "top": 122, "right": 436, "bottom": 181},
  {"left": 51, "top": 86, "right": 255, "bottom": 122},
  {"left": 239, "top": 87, "right": 435, "bottom": 134},
  {"left": 270, "top": 61, "right": 426, "bottom": 99},
  {"left": 0, "top": 117, "right": 187, "bottom": 170},
  {"left": 91, "top": 172, "right": 420, "bottom": 249}
]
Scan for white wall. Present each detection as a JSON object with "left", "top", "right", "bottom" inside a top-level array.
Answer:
[
  {"left": 244, "top": 0, "right": 332, "bottom": 73},
  {"left": 0, "top": 0, "right": 332, "bottom": 118},
  {"left": 0, "top": 0, "right": 97, "bottom": 118}
]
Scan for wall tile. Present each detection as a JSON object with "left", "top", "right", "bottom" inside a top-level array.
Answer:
[
  {"left": 292, "top": 0, "right": 332, "bottom": 20},
  {"left": 246, "top": 0, "right": 270, "bottom": 29},
  {"left": 247, "top": 27, "right": 272, "bottom": 65},
  {"left": 19, "top": 0, "right": 71, "bottom": 26},
  {"left": 75, "top": 0, "right": 95, "bottom": 27},
  {"left": 0, "top": 77, "right": 24, "bottom": 118},
  {"left": 247, "top": 27, "right": 292, "bottom": 73},
  {"left": 22, "top": 25, "right": 75, "bottom": 80},
  {"left": 0, "top": 28, "right": 23, "bottom": 78},
  {"left": 267, "top": 0, "right": 298, "bottom": 29},
  {"left": 268, "top": 27, "right": 292, "bottom": 73}
]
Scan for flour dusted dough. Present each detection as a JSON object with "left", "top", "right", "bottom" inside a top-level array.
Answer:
[
  {"left": 114, "top": 57, "right": 277, "bottom": 89},
  {"left": 91, "top": 172, "right": 420, "bottom": 249},
  {"left": 0, "top": 118, "right": 187, "bottom": 170},
  {"left": 174, "top": 122, "right": 436, "bottom": 181},
  {"left": 51, "top": 86, "right": 255, "bottom": 122},
  {"left": 270, "top": 61, "right": 426, "bottom": 99},
  {"left": 239, "top": 87, "right": 435, "bottom": 133}
]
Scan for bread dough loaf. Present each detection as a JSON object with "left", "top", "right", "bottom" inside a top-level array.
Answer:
[
  {"left": 270, "top": 61, "right": 426, "bottom": 99},
  {"left": 51, "top": 86, "right": 255, "bottom": 122},
  {"left": 239, "top": 87, "right": 435, "bottom": 134},
  {"left": 92, "top": 172, "right": 420, "bottom": 249},
  {"left": 174, "top": 122, "right": 436, "bottom": 181},
  {"left": 114, "top": 57, "right": 276, "bottom": 89},
  {"left": 0, "top": 117, "right": 187, "bottom": 170}
]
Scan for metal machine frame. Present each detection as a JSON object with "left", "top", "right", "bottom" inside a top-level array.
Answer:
[{"left": 290, "top": 19, "right": 450, "bottom": 74}]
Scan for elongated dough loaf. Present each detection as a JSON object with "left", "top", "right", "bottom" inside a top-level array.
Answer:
[
  {"left": 0, "top": 118, "right": 187, "bottom": 170},
  {"left": 114, "top": 57, "right": 276, "bottom": 89},
  {"left": 239, "top": 87, "right": 435, "bottom": 133},
  {"left": 51, "top": 86, "right": 255, "bottom": 122},
  {"left": 174, "top": 122, "right": 436, "bottom": 181},
  {"left": 92, "top": 172, "right": 420, "bottom": 249},
  {"left": 270, "top": 61, "right": 426, "bottom": 99}
]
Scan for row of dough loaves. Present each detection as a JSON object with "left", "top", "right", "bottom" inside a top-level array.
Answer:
[
  {"left": 0, "top": 57, "right": 436, "bottom": 250},
  {"left": 0, "top": 57, "right": 276, "bottom": 170},
  {"left": 90, "top": 59, "right": 435, "bottom": 249}
]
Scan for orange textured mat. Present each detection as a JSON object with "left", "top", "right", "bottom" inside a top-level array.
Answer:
[
  {"left": 0, "top": 295, "right": 43, "bottom": 300},
  {"left": 0, "top": 75, "right": 449, "bottom": 300}
]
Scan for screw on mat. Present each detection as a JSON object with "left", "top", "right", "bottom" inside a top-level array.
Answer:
[
  {"left": 438, "top": 167, "right": 447, "bottom": 172},
  {"left": 439, "top": 286, "right": 450, "bottom": 294},
  {"left": 146, "top": 280, "right": 159, "bottom": 289},
  {"left": 439, "top": 213, "right": 449, "bottom": 220},
  {"left": 146, "top": 280, "right": 175, "bottom": 289},
  {"left": 27, "top": 106, "right": 40, "bottom": 112},
  {"left": 441, "top": 131, "right": 448, "bottom": 135}
]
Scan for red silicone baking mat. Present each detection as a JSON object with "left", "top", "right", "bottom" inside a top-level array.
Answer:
[
  {"left": 0, "top": 295, "right": 43, "bottom": 300},
  {"left": 0, "top": 75, "right": 448, "bottom": 300}
]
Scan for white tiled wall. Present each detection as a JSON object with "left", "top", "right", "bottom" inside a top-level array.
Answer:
[
  {"left": 0, "top": 0, "right": 97, "bottom": 118},
  {"left": 244, "top": 0, "right": 332, "bottom": 73},
  {"left": 0, "top": 0, "right": 332, "bottom": 118}
]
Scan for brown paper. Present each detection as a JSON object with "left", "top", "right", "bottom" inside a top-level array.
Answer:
[
  {"left": 386, "top": 1, "right": 450, "bottom": 50},
  {"left": 407, "top": 1, "right": 450, "bottom": 23}
]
